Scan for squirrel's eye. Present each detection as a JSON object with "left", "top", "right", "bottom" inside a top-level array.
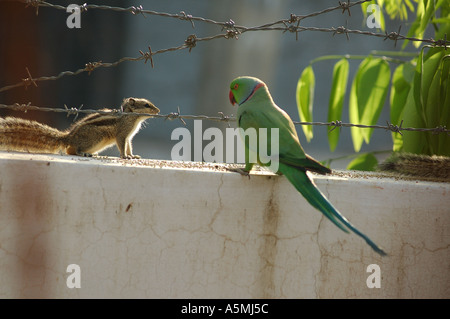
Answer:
[
  {"left": 234, "top": 84, "right": 239, "bottom": 90},
  {"left": 145, "top": 104, "right": 150, "bottom": 107}
]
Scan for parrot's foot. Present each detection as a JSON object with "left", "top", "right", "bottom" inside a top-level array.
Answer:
[{"left": 226, "top": 167, "right": 251, "bottom": 179}]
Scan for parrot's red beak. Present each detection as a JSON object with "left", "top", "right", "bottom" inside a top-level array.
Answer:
[{"left": 229, "top": 90, "right": 236, "bottom": 105}]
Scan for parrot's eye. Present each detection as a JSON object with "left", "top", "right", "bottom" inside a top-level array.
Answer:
[{"left": 234, "top": 83, "right": 239, "bottom": 90}]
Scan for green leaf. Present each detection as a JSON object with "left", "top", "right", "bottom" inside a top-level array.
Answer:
[
  {"left": 296, "top": 65, "right": 315, "bottom": 142},
  {"left": 392, "top": 129, "right": 403, "bottom": 152},
  {"left": 404, "top": 0, "right": 415, "bottom": 13},
  {"left": 431, "top": 55, "right": 450, "bottom": 156},
  {"left": 349, "top": 57, "right": 371, "bottom": 152},
  {"left": 402, "top": 19, "right": 420, "bottom": 49},
  {"left": 349, "top": 57, "right": 391, "bottom": 152},
  {"left": 327, "top": 58, "right": 349, "bottom": 151},
  {"left": 385, "top": 0, "right": 412, "bottom": 20},
  {"left": 436, "top": 0, "right": 449, "bottom": 10},
  {"left": 418, "top": 1, "right": 435, "bottom": 40},
  {"left": 412, "top": 47, "right": 446, "bottom": 146},
  {"left": 421, "top": 48, "right": 445, "bottom": 124},
  {"left": 405, "top": 0, "right": 436, "bottom": 48},
  {"left": 398, "top": 49, "right": 447, "bottom": 155},
  {"left": 402, "top": 0, "right": 434, "bottom": 49},
  {"left": 390, "top": 61, "right": 415, "bottom": 125},
  {"left": 401, "top": 84, "right": 427, "bottom": 154},
  {"left": 390, "top": 61, "right": 416, "bottom": 151},
  {"left": 431, "top": 17, "right": 450, "bottom": 24},
  {"left": 425, "top": 61, "right": 443, "bottom": 154},
  {"left": 413, "top": 48, "right": 425, "bottom": 117},
  {"left": 346, "top": 153, "right": 378, "bottom": 171},
  {"left": 438, "top": 59, "right": 450, "bottom": 156},
  {"left": 425, "top": 55, "right": 444, "bottom": 128}
]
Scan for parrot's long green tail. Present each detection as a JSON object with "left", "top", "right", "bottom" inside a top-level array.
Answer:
[{"left": 280, "top": 164, "right": 387, "bottom": 256}]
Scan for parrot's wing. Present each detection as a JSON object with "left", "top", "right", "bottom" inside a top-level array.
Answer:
[
  {"left": 240, "top": 106, "right": 330, "bottom": 174},
  {"left": 237, "top": 109, "right": 260, "bottom": 132},
  {"left": 239, "top": 106, "right": 304, "bottom": 155},
  {"left": 237, "top": 109, "right": 261, "bottom": 153},
  {"left": 279, "top": 153, "right": 331, "bottom": 174}
]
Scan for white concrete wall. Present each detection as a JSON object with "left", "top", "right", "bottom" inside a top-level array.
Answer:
[{"left": 0, "top": 151, "right": 448, "bottom": 298}]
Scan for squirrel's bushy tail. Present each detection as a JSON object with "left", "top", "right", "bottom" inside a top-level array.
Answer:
[{"left": 0, "top": 117, "right": 67, "bottom": 154}]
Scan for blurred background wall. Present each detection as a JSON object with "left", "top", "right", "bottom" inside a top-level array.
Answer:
[{"left": 0, "top": 0, "right": 417, "bottom": 168}]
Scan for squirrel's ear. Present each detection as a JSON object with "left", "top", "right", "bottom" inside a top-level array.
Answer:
[{"left": 128, "top": 98, "right": 136, "bottom": 106}]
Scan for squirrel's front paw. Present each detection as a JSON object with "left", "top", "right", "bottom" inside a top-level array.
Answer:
[
  {"left": 77, "top": 152, "right": 93, "bottom": 157},
  {"left": 122, "top": 154, "right": 141, "bottom": 159}
]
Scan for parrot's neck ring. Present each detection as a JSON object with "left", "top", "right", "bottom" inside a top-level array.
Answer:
[{"left": 240, "top": 83, "right": 264, "bottom": 105}]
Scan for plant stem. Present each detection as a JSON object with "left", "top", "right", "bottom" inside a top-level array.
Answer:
[
  {"left": 370, "top": 50, "right": 418, "bottom": 57},
  {"left": 309, "top": 53, "right": 412, "bottom": 65},
  {"left": 324, "top": 150, "right": 392, "bottom": 167}
]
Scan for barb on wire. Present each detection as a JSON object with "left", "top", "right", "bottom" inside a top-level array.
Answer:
[
  {"left": 166, "top": 106, "right": 186, "bottom": 125},
  {"left": 386, "top": 120, "right": 403, "bottom": 135},
  {"left": 24, "top": 0, "right": 40, "bottom": 15},
  {"left": 179, "top": 11, "right": 195, "bottom": 28},
  {"left": 339, "top": 0, "right": 352, "bottom": 16},
  {"left": 222, "top": 19, "right": 236, "bottom": 31},
  {"left": 222, "top": 19, "right": 241, "bottom": 39},
  {"left": 283, "top": 14, "right": 302, "bottom": 41},
  {"left": 431, "top": 125, "right": 449, "bottom": 136},
  {"left": 84, "top": 61, "right": 102, "bottom": 75},
  {"left": 1, "top": 102, "right": 449, "bottom": 135},
  {"left": 139, "top": 46, "right": 154, "bottom": 68},
  {"left": 384, "top": 25, "right": 402, "bottom": 47},
  {"left": 434, "top": 34, "right": 448, "bottom": 50},
  {"left": 217, "top": 112, "right": 233, "bottom": 128},
  {"left": 283, "top": 21, "right": 299, "bottom": 40},
  {"left": 64, "top": 103, "right": 83, "bottom": 121},
  {"left": 79, "top": 3, "right": 88, "bottom": 13},
  {"left": 184, "top": 34, "right": 197, "bottom": 52},
  {"left": 130, "top": 5, "right": 145, "bottom": 17},
  {"left": 329, "top": 120, "right": 343, "bottom": 132},
  {"left": 333, "top": 25, "right": 350, "bottom": 41},
  {"left": 22, "top": 67, "right": 38, "bottom": 89}
]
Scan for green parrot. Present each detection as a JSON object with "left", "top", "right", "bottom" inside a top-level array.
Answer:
[{"left": 228, "top": 76, "right": 387, "bottom": 256}]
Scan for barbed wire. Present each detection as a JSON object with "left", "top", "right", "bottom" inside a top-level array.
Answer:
[
  {"left": 13, "top": 0, "right": 450, "bottom": 47},
  {"left": 1, "top": 2, "right": 448, "bottom": 135},
  {"left": 11, "top": 0, "right": 370, "bottom": 26},
  {"left": 0, "top": 102, "right": 448, "bottom": 136},
  {"left": 1, "top": 0, "right": 449, "bottom": 93}
]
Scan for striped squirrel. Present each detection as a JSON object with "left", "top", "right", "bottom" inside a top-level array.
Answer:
[{"left": 0, "top": 97, "right": 159, "bottom": 159}]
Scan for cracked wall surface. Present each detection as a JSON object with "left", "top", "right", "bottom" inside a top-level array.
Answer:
[{"left": 0, "top": 152, "right": 449, "bottom": 298}]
